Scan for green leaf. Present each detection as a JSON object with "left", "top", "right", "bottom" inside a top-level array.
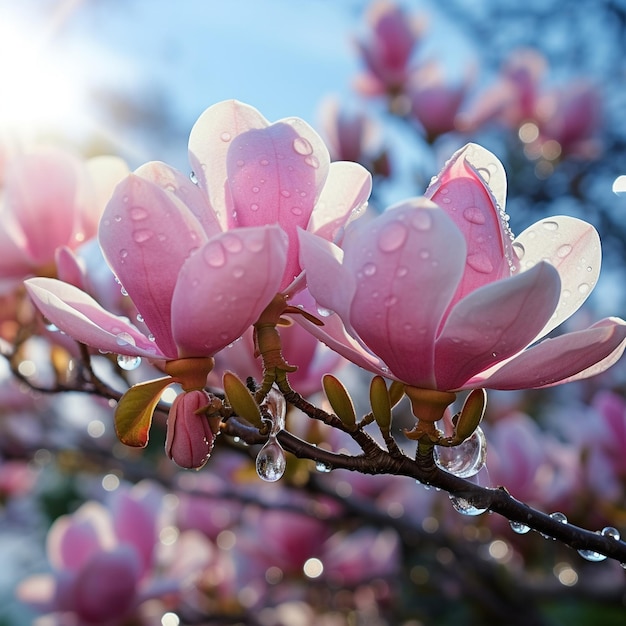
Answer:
[
  {"left": 322, "top": 374, "right": 357, "bottom": 430},
  {"left": 223, "top": 371, "right": 263, "bottom": 428},
  {"left": 114, "top": 377, "right": 172, "bottom": 447}
]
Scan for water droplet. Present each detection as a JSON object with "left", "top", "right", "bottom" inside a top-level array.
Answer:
[
  {"left": 384, "top": 295, "right": 398, "bottom": 307},
  {"left": 250, "top": 203, "right": 259, "bottom": 211},
  {"left": 203, "top": 242, "right": 226, "bottom": 268},
  {"left": 252, "top": 186, "right": 260, "bottom": 193},
  {"left": 510, "top": 520, "right": 531, "bottom": 534},
  {"left": 578, "top": 283, "right": 590, "bottom": 295},
  {"left": 114, "top": 215, "right": 122, "bottom": 223},
  {"left": 119, "top": 249, "right": 129, "bottom": 260},
  {"left": 117, "top": 354, "right": 142, "bottom": 371},
  {"left": 434, "top": 427, "right": 487, "bottom": 478},
  {"left": 305, "top": 155, "right": 320, "bottom": 169},
  {"left": 412, "top": 210, "right": 432, "bottom": 231},
  {"left": 315, "top": 460, "right": 332, "bottom": 473},
  {"left": 419, "top": 249, "right": 430, "bottom": 260},
  {"left": 396, "top": 266, "right": 409, "bottom": 278},
  {"left": 291, "top": 206, "right": 303, "bottom": 216},
  {"left": 316, "top": 305, "right": 334, "bottom": 318},
  {"left": 256, "top": 438, "right": 287, "bottom": 482},
  {"left": 542, "top": 221, "right": 559, "bottom": 231},
  {"left": 463, "top": 207, "right": 486, "bottom": 225},
  {"left": 293, "top": 137, "right": 313, "bottom": 155},
  {"left": 220, "top": 131, "right": 232, "bottom": 142},
  {"left": 281, "top": 189, "right": 291, "bottom": 198},
  {"left": 260, "top": 158, "right": 269, "bottom": 166},
  {"left": 362, "top": 262, "right": 377, "bottom": 277},
  {"left": 116, "top": 332, "right": 136, "bottom": 347},
  {"left": 136, "top": 314, "right": 144, "bottom": 323},
  {"left": 44, "top": 321, "right": 59, "bottom": 332},
  {"left": 578, "top": 548, "right": 607, "bottom": 562},
  {"left": 132, "top": 229, "right": 154, "bottom": 244},
  {"left": 378, "top": 221, "right": 408, "bottom": 252},
  {"left": 476, "top": 167, "right": 491, "bottom": 183},
  {"left": 233, "top": 267, "right": 244, "bottom": 278},
  {"left": 466, "top": 253, "right": 494, "bottom": 274},
  {"left": 221, "top": 234, "right": 243, "bottom": 253},
  {"left": 129, "top": 206, "right": 149, "bottom": 221},
  {"left": 449, "top": 494, "right": 488, "bottom": 516},
  {"left": 148, "top": 334, "right": 156, "bottom": 342},
  {"left": 601, "top": 526, "right": 620, "bottom": 540},
  {"left": 556, "top": 244, "right": 572, "bottom": 258},
  {"left": 190, "top": 171, "right": 199, "bottom": 185}
]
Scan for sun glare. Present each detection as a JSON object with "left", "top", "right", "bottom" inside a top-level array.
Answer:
[{"left": 0, "top": 14, "right": 88, "bottom": 138}]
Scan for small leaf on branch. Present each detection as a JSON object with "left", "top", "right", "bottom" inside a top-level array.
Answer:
[
  {"left": 114, "top": 377, "right": 173, "bottom": 447},
  {"left": 322, "top": 374, "right": 357, "bottom": 430},
  {"left": 453, "top": 388, "right": 487, "bottom": 444},
  {"left": 370, "top": 375, "right": 391, "bottom": 435},
  {"left": 223, "top": 371, "right": 263, "bottom": 429},
  {"left": 389, "top": 380, "right": 405, "bottom": 408}
]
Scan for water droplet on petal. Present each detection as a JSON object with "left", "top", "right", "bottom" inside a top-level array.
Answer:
[
  {"left": 463, "top": 207, "right": 486, "bottom": 225},
  {"left": 250, "top": 203, "right": 259, "bottom": 211},
  {"left": 384, "top": 295, "right": 398, "bottom": 307},
  {"left": 116, "top": 332, "right": 136, "bottom": 347},
  {"left": 256, "top": 438, "right": 286, "bottom": 482},
  {"left": 293, "top": 137, "right": 313, "bottom": 155},
  {"left": 578, "top": 283, "right": 590, "bottom": 295},
  {"left": 290, "top": 206, "right": 303, "bottom": 216},
  {"left": 316, "top": 305, "right": 334, "bottom": 318},
  {"left": 44, "top": 321, "right": 59, "bottom": 332},
  {"left": 412, "top": 210, "right": 432, "bottom": 231},
  {"left": 466, "top": 253, "right": 494, "bottom": 274},
  {"left": 510, "top": 520, "right": 531, "bottom": 535},
  {"left": 221, "top": 234, "right": 243, "bottom": 253},
  {"left": 512, "top": 242, "right": 525, "bottom": 260},
  {"left": 419, "top": 249, "right": 430, "bottom": 260},
  {"left": 117, "top": 354, "right": 142, "bottom": 371},
  {"left": 396, "top": 266, "right": 409, "bottom": 277},
  {"left": 557, "top": 244, "right": 572, "bottom": 258},
  {"left": 542, "top": 220, "right": 559, "bottom": 231},
  {"left": 132, "top": 229, "right": 154, "bottom": 244},
  {"left": 129, "top": 206, "right": 149, "bottom": 221},
  {"left": 114, "top": 215, "right": 122, "bottom": 223},
  {"left": 378, "top": 221, "right": 408, "bottom": 252},
  {"left": 305, "top": 155, "right": 320, "bottom": 169},
  {"left": 190, "top": 171, "right": 199, "bottom": 185},
  {"left": 252, "top": 186, "right": 260, "bottom": 193},
  {"left": 203, "top": 242, "right": 226, "bottom": 268},
  {"left": 281, "top": 189, "right": 291, "bottom": 198},
  {"left": 434, "top": 427, "right": 487, "bottom": 478},
  {"left": 362, "top": 262, "right": 377, "bottom": 277},
  {"left": 233, "top": 267, "right": 244, "bottom": 278},
  {"left": 220, "top": 131, "right": 232, "bottom": 142}
]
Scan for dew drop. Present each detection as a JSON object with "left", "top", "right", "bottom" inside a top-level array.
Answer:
[
  {"left": 549, "top": 512, "right": 568, "bottom": 530},
  {"left": 293, "top": 137, "right": 313, "bottom": 156},
  {"left": 256, "top": 438, "right": 287, "bottom": 482},
  {"left": 315, "top": 460, "right": 333, "bottom": 473},
  {"left": 463, "top": 207, "right": 486, "bottom": 225},
  {"left": 384, "top": 295, "right": 398, "bottom": 307},
  {"left": 542, "top": 220, "right": 559, "bottom": 231},
  {"left": 233, "top": 267, "right": 245, "bottom": 278},
  {"left": 44, "top": 321, "right": 59, "bottom": 332},
  {"left": 250, "top": 203, "right": 259, "bottom": 211},
  {"left": 396, "top": 266, "right": 409, "bottom": 278},
  {"left": 220, "top": 131, "right": 232, "bottom": 142},
  {"left": 316, "top": 305, "right": 334, "bottom": 318},
  {"left": 378, "top": 221, "right": 408, "bottom": 252},
  {"left": 419, "top": 249, "right": 430, "bottom": 260},
  {"left": 189, "top": 171, "right": 199, "bottom": 185},
  {"left": 260, "top": 158, "right": 269, "bottom": 166},
  {"left": 290, "top": 206, "right": 303, "bottom": 216},
  {"left": 434, "top": 427, "right": 487, "bottom": 478},
  {"left": 119, "top": 249, "right": 129, "bottom": 260},
  {"left": 601, "top": 526, "right": 620, "bottom": 540},
  {"left": 449, "top": 494, "right": 488, "bottom": 516},
  {"left": 117, "top": 354, "right": 142, "bottom": 371},
  {"left": 203, "top": 242, "right": 226, "bottom": 268},
  {"left": 557, "top": 244, "right": 572, "bottom": 258},
  {"left": 280, "top": 189, "right": 291, "bottom": 198},
  {"left": 476, "top": 167, "right": 491, "bottom": 183},
  {"left": 132, "top": 229, "right": 154, "bottom": 244},
  {"left": 362, "top": 262, "right": 377, "bottom": 277},
  {"left": 510, "top": 520, "right": 531, "bottom": 535},
  {"left": 129, "top": 206, "right": 149, "bottom": 221},
  {"left": 578, "top": 283, "right": 590, "bottom": 295},
  {"left": 136, "top": 313, "right": 144, "bottom": 323},
  {"left": 221, "top": 234, "right": 243, "bottom": 253},
  {"left": 578, "top": 548, "right": 607, "bottom": 562},
  {"left": 466, "top": 253, "right": 494, "bottom": 274},
  {"left": 305, "top": 155, "right": 320, "bottom": 169},
  {"left": 115, "top": 332, "right": 136, "bottom": 347},
  {"left": 412, "top": 210, "right": 432, "bottom": 231},
  {"left": 114, "top": 215, "right": 122, "bottom": 223}
]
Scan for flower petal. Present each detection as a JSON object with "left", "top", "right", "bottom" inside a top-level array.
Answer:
[
  {"left": 171, "top": 226, "right": 288, "bottom": 357},
  {"left": 425, "top": 143, "right": 516, "bottom": 305},
  {"left": 188, "top": 100, "right": 268, "bottom": 228},
  {"left": 24, "top": 277, "right": 165, "bottom": 358},
  {"left": 98, "top": 173, "right": 208, "bottom": 357},
  {"left": 308, "top": 161, "right": 372, "bottom": 243},
  {"left": 346, "top": 199, "right": 466, "bottom": 388},
  {"left": 135, "top": 161, "right": 222, "bottom": 239},
  {"left": 227, "top": 118, "right": 330, "bottom": 289},
  {"left": 471, "top": 317, "right": 626, "bottom": 390},
  {"left": 513, "top": 216, "right": 601, "bottom": 338},
  {"left": 435, "top": 261, "right": 560, "bottom": 390}
]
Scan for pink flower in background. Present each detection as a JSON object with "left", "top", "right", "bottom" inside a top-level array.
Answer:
[
  {"left": 298, "top": 143, "right": 626, "bottom": 392},
  {"left": 353, "top": 0, "right": 425, "bottom": 96},
  {"left": 0, "top": 147, "right": 129, "bottom": 293},
  {"left": 17, "top": 482, "right": 213, "bottom": 625}
]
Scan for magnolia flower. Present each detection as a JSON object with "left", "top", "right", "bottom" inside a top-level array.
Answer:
[
  {"left": 298, "top": 143, "right": 626, "bottom": 393},
  {"left": 0, "top": 146, "right": 129, "bottom": 294},
  {"left": 17, "top": 482, "right": 213, "bottom": 625}
]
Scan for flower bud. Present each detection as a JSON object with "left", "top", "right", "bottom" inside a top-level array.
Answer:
[{"left": 165, "top": 390, "right": 215, "bottom": 469}]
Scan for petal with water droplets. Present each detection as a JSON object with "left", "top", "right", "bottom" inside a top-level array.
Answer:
[
  {"left": 435, "top": 261, "right": 560, "bottom": 390},
  {"left": 513, "top": 216, "right": 601, "bottom": 339},
  {"left": 99, "top": 174, "right": 208, "bottom": 357},
  {"left": 24, "top": 278, "right": 165, "bottom": 358},
  {"left": 345, "top": 199, "right": 466, "bottom": 388},
  {"left": 171, "top": 226, "right": 287, "bottom": 357}
]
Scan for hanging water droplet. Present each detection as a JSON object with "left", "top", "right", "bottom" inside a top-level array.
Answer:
[
  {"left": 601, "top": 526, "right": 620, "bottom": 541},
  {"left": 449, "top": 494, "right": 487, "bottom": 516},
  {"left": 117, "top": 354, "right": 142, "bottom": 371},
  {"left": 256, "top": 438, "right": 286, "bottom": 482},
  {"left": 116, "top": 332, "right": 136, "bottom": 347},
  {"left": 550, "top": 511, "right": 568, "bottom": 523},
  {"left": 316, "top": 305, "right": 334, "bottom": 318},
  {"left": 136, "top": 314, "right": 144, "bottom": 323},
  {"left": 510, "top": 520, "right": 531, "bottom": 535},
  {"left": 189, "top": 171, "right": 199, "bottom": 185},
  {"left": 577, "top": 548, "right": 607, "bottom": 562},
  {"left": 315, "top": 460, "right": 332, "bottom": 473},
  {"left": 434, "top": 426, "right": 487, "bottom": 478},
  {"left": 44, "top": 320, "right": 59, "bottom": 332}
]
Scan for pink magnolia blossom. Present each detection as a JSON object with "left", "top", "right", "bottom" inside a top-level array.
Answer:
[
  {"left": 17, "top": 482, "right": 213, "bottom": 625},
  {"left": 353, "top": 0, "right": 425, "bottom": 96},
  {"left": 298, "top": 143, "right": 626, "bottom": 392},
  {"left": 0, "top": 147, "right": 129, "bottom": 294}
]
